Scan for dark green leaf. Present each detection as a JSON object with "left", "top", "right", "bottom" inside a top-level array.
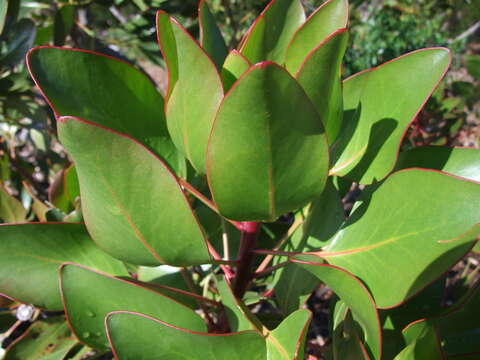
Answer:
[
  {"left": 53, "top": 5, "right": 75, "bottom": 46},
  {"left": 198, "top": 0, "right": 228, "bottom": 69},
  {"left": 2, "top": 19, "right": 36, "bottom": 67}
]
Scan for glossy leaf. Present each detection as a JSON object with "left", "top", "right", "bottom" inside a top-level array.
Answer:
[
  {"left": 58, "top": 117, "right": 210, "bottom": 267},
  {"left": 0, "top": 181, "right": 26, "bottom": 223},
  {"left": 207, "top": 63, "right": 329, "bottom": 221},
  {"left": 239, "top": 0, "right": 305, "bottom": 64},
  {"left": 107, "top": 311, "right": 266, "bottom": 360},
  {"left": 221, "top": 50, "right": 251, "bottom": 92},
  {"left": 320, "top": 169, "right": 480, "bottom": 308},
  {"left": 296, "top": 29, "right": 348, "bottom": 143},
  {"left": 294, "top": 257, "right": 381, "bottom": 359},
  {"left": 331, "top": 48, "right": 451, "bottom": 184},
  {"left": 27, "top": 47, "right": 185, "bottom": 175},
  {"left": 4, "top": 319, "right": 76, "bottom": 360},
  {"left": 1, "top": 19, "right": 36, "bottom": 67},
  {"left": 0, "top": 223, "right": 126, "bottom": 310},
  {"left": 286, "top": 0, "right": 349, "bottom": 74},
  {"left": 60, "top": 264, "right": 206, "bottom": 349},
  {"left": 198, "top": 0, "right": 228, "bottom": 69},
  {"left": 157, "top": 11, "right": 223, "bottom": 174},
  {"left": 396, "top": 146, "right": 480, "bottom": 182},
  {"left": 266, "top": 309, "right": 311, "bottom": 360}
]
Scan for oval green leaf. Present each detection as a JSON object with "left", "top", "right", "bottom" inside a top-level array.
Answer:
[
  {"left": 58, "top": 116, "right": 211, "bottom": 267},
  {"left": 157, "top": 11, "right": 223, "bottom": 174},
  {"left": 320, "top": 169, "right": 480, "bottom": 308},
  {"left": 221, "top": 50, "right": 251, "bottom": 92},
  {"left": 199, "top": 0, "right": 228, "bottom": 69},
  {"left": 331, "top": 48, "right": 451, "bottom": 184},
  {"left": 207, "top": 62, "right": 329, "bottom": 221},
  {"left": 106, "top": 311, "right": 266, "bottom": 359},
  {"left": 239, "top": 0, "right": 305, "bottom": 64},
  {"left": 60, "top": 264, "right": 206, "bottom": 349},
  {"left": 286, "top": 0, "right": 349, "bottom": 74},
  {"left": 26, "top": 47, "right": 185, "bottom": 176},
  {"left": 0, "top": 223, "right": 127, "bottom": 310}
]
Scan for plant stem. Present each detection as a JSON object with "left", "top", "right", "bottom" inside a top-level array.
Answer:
[{"left": 233, "top": 222, "right": 260, "bottom": 298}]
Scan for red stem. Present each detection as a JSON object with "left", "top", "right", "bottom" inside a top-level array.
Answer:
[{"left": 233, "top": 222, "right": 260, "bottom": 297}]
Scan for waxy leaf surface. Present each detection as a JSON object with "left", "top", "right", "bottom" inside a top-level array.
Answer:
[
  {"left": 58, "top": 117, "right": 210, "bottom": 267},
  {"left": 396, "top": 146, "right": 480, "bottom": 182},
  {"left": 331, "top": 48, "right": 451, "bottom": 184},
  {"left": 322, "top": 169, "right": 480, "bottom": 308},
  {"left": 199, "top": 0, "right": 228, "bottom": 69},
  {"left": 294, "top": 257, "right": 381, "bottom": 359},
  {"left": 207, "top": 63, "right": 329, "bottom": 221},
  {"left": 27, "top": 47, "right": 184, "bottom": 175},
  {"left": 296, "top": 29, "right": 348, "bottom": 143},
  {"left": 0, "top": 223, "right": 126, "bottom": 310},
  {"left": 60, "top": 264, "right": 206, "bottom": 349},
  {"left": 240, "top": 0, "right": 305, "bottom": 64},
  {"left": 107, "top": 311, "right": 265, "bottom": 360},
  {"left": 157, "top": 11, "right": 223, "bottom": 174},
  {"left": 393, "top": 321, "right": 443, "bottom": 360},
  {"left": 286, "top": 0, "right": 348, "bottom": 74}
]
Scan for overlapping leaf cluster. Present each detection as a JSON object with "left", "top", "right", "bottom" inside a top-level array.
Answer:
[{"left": 1, "top": 0, "right": 480, "bottom": 359}]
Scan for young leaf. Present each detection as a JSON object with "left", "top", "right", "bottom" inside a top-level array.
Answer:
[
  {"left": 49, "top": 165, "right": 80, "bottom": 214},
  {"left": 4, "top": 319, "right": 77, "bottom": 360},
  {"left": 27, "top": 47, "right": 185, "bottom": 176},
  {"left": 106, "top": 311, "right": 266, "bottom": 359},
  {"left": 157, "top": 11, "right": 223, "bottom": 174},
  {"left": 394, "top": 321, "right": 443, "bottom": 360},
  {"left": 221, "top": 50, "right": 251, "bottom": 92},
  {"left": 286, "top": 0, "right": 349, "bottom": 74},
  {"left": 331, "top": 48, "right": 451, "bottom": 184},
  {"left": 0, "top": 181, "right": 26, "bottom": 223},
  {"left": 0, "top": 223, "right": 127, "bottom": 310},
  {"left": 198, "top": 0, "right": 228, "bottom": 69},
  {"left": 58, "top": 117, "right": 211, "bottom": 267},
  {"left": 266, "top": 309, "right": 312, "bottom": 360},
  {"left": 293, "top": 257, "right": 382, "bottom": 360},
  {"left": 207, "top": 62, "right": 329, "bottom": 221},
  {"left": 60, "top": 264, "right": 206, "bottom": 349},
  {"left": 319, "top": 169, "right": 480, "bottom": 308},
  {"left": 396, "top": 146, "right": 480, "bottom": 182},
  {"left": 296, "top": 29, "right": 348, "bottom": 143},
  {"left": 239, "top": 0, "right": 305, "bottom": 64}
]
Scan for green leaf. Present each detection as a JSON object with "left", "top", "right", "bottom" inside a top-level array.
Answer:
[
  {"left": 207, "top": 63, "right": 329, "bottom": 221},
  {"left": 331, "top": 48, "right": 451, "bottom": 184},
  {"left": 4, "top": 319, "right": 76, "bottom": 360},
  {"left": 53, "top": 5, "right": 75, "bottom": 46},
  {"left": 296, "top": 29, "right": 348, "bottom": 143},
  {"left": 106, "top": 311, "right": 266, "bottom": 359},
  {"left": 60, "top": 264, "right": 206, "bottom": 349},
  {"left": 27, "top": 47, "right": 185, "bottom": 176},
  {"left": 0, "top": 181, "right": 26, "bottom": 223},
  {"left": 221, "top": 50, "right": 251, "bottom": 92},
  {"left": 394, "top": 321, "right": 443, "bottom": 360},
  {"left": 320, "top": 169, "right": 480, "bottom": 308},
  {"left": 286, "top": 0, "right": 349, "bottom": 74},
  {"left": 157, "top": 11, "right": 223, "bottom": 174},
  {"left": 0, "top": 0, "right": 7, "bottom": 34},
  {"left": 0, "top": 223, "right": 127, "bottom": 310},
  {"left": 293, "top": 257, "right": 381, "bottom": 359},
  {"left": 239, "top": 0, "right": 305, "bottom": 64},
  {"left": 266, "top": 309, "right": 312, "bottom": 360},
  {"left": 198, "top": 0, "right": 228, "bottom": 69},
  {"left": 49, "top": 165, "right": 80, "bottom": 214},
  {"left": 58, "top": 116, "right": 211, "bottom": 267},
  {"left": 2, "top": 19, "right": 36, "bottom": 67},
  {"left": 396, "top": 146, "right": 480, "bottom": 182}
]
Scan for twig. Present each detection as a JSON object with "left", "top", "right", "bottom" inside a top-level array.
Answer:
[
  {"left": 233, "top": 222, "right": 260, "bottom": 297},
  {"left": 253, "top": 261, "right": 289, "bottom": 279}
]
